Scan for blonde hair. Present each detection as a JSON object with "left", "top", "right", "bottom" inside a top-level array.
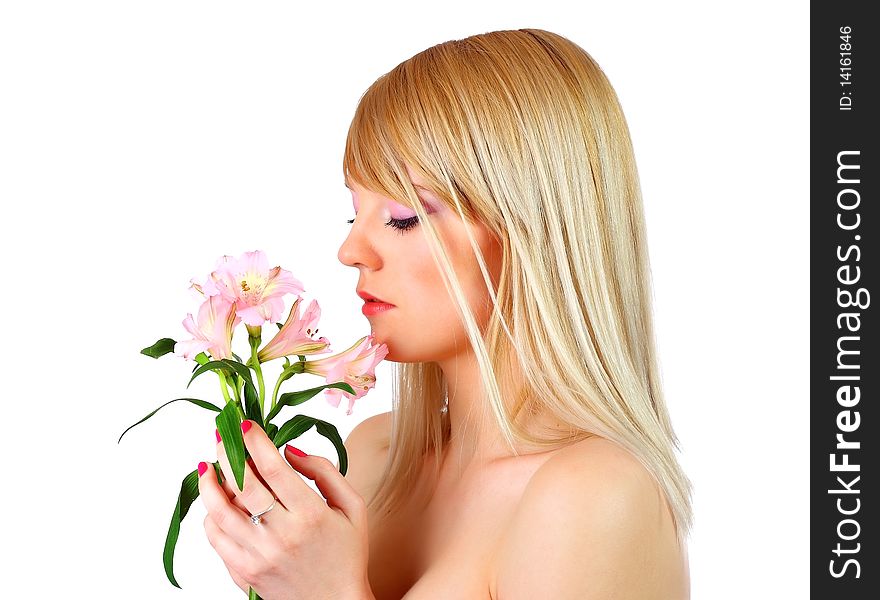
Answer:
[{"left": 342, "top": 28, "right": 692, "bottom": 539}]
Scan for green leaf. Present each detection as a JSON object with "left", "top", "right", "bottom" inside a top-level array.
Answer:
[
  {"left": 272, "top": 390, "right": 312, "bottom": 413},
  {"left": 337, "top": 382, "right": 356, "bottom": 396},
  {"left": 212, "top": 461, "right": 225, "bottom": 485},
  {"left": 163, "top": 468, "right": 201, "bottom": 588},
  {"left": 188, "top": 359, "right": 258, "bottom": 401},
  {"left": 117, "top": 398, "right": 222, "bottom": 444},
  {"left": 219, "top": 359, "right": 261, "bottom": 425},
  {"left": 315, "top": 419, "right": 348, "bottom": 476},
  {"left": 220, "top": 358, "right": 258, "bottom": 397},
  {"left": 269, "top": 416, "right": 347, "bottom": 475},
  {"left": 271, "top": 414, "right": 317, "bottom": 447},
  {"left": 265, "top": 423, "right": 279, "bottom": 441},
  {"left": 188, "top": 360, "right": 233, "bottom": 386},
  {"left": 216, "top": 403, "right": 246, "bottom": 491},
  {"left": 141, "top": 338, "right": 176, "bottom": 358},
  {"left": 243, "top": 382, "right": 264, "bottom": 429},
  {"left": 265, "top": 381, "right": 355, "bottom": 422}
]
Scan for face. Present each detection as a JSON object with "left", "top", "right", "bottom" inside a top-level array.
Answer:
[{"left": 337, "top": 167, "right": 502, "bottom": 363}]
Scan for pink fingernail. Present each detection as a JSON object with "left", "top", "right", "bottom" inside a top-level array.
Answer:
[
  {"left": 198, "top": 461, "right": 208, "bottom": 477},
  {"left": 285, "top": 445, "right": 308, "bottom": 458},
  {"left": 241, "top": 421, "right": 252, "bottom": 434},
  {"left": 215, "top": 429, "right": 221, "bottom": 443}
]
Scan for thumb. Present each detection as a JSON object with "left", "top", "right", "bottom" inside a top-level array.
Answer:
[{"left": 284, "top": 445, "right": 366, "bottom": 525}]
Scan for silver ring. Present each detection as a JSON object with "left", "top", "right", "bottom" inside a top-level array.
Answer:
[{"left": 250, "top": 498, "right": 277, "bottom": 525}]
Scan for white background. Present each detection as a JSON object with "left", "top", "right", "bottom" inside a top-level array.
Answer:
[{"left": 0, "top": 1, "right": 808, "bottom": 597}]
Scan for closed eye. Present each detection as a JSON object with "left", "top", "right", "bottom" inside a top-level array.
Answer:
[
  {"left": 385, "top": 216, "right": 419, "bottom": 233},
  {"left": 346, "top": 215, "right": 420, "bottom": 233}
]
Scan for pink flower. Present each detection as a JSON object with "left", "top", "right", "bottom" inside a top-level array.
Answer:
[
  {"left": 303, "top": 334, "right": 389, "bottom": 415},
  {"left": 188, "top": 275, "right": 222, "bottom": 298},
  {"left": 174, "top": 295, "right": 240, "bottom": 361},
  {"left": 198, "top": 251, "right": 305, "bottom": 327},
  {"left": 257, "top": 297, "right": 332, "bottom": 362}
]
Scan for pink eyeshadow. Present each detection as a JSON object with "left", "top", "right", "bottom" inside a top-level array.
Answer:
[
  {"left": 351, "top": 188, "right": 439, "bottom": 219},
  {"left": 388, "top": 202, "right": 419, "bottom": 220}
]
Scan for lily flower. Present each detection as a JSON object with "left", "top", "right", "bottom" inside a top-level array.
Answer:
[
  {"left": 205, "top": 250, "right": 305, "bottom": 326},
  {"left": 257, "top": 297, "right": 332, "bottom": 362},
  {"left": 188, "top": 275, "right": 222, "bottom": 298},
  {"left": 303, "top": 334, "right": 389, "bottom": 415},
  {"left": 174, "top": 295, "right": 239, "bottom": 361}
]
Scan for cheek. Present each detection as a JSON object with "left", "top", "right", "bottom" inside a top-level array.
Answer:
[
  {"left": 373, "top": 223, "right": 497, "bottom": 363},
  {"left": 403, "top": 244, "right": 452, "bottom": 309},
  {"left": 449, "top": 240, "right": 501, "bottom": 341},
  {"left": 420, "top": 242, "right": 491, "bottom": 329},
  {"left": 374, "top": 245, "right": 468, "bottom": 362}
]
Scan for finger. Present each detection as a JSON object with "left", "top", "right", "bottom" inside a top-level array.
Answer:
[
  {"left": 215, "top": 430, "right": 267, "bottom": 489},
  {"left": 197, "top": 460, "right": 261, "bottom": 543},
  {"left": 222, "top": 480, "right": 250, "bottom": 513},
  {"left": 216, "top": 425, "right": 281, "bottom": 517},
  {"left": 215, "top": 429, "right": 270, "bottom": 491},
  {"left": 203, "top": 513, "right": 254, "bottom": 592},
  {"left": 213, "top": 431, "right": 241, "bottom": 501},
  {"left": 217, "top": 463, "right": 249, "bottom": 512},
  {"left": 284, "top": 445, "right": 367, "bottom": 527},
  {"left": 240, "top": 420, "right": 316, "bottom": 512}
]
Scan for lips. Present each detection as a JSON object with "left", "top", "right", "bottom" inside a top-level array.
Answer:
[{"left": 357, "top": 290, "right": 392, "bottom": 305}]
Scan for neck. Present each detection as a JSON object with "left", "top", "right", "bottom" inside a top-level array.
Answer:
[
  {"left": 436, "top": 346, "right": 502, "bottom": 467},
  {"left": 436, "top": 346, "right": 559, "bottom": 474}
]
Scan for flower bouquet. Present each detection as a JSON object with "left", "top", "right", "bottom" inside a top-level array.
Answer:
[{"left": 119, "top": 250, "right": 388, "bottom": 598}]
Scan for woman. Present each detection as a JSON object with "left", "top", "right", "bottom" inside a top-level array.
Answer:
[{"left": 197, "top": 28, "right": 692, "bottom": 599}]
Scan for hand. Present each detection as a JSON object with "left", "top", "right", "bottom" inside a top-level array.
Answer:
[{"left": 198, "top": 420, "right": 373, "bottom": 600}]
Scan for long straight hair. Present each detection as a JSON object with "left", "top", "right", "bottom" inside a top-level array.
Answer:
[{"left": 342, "top": 28, "right": 692, "bottom": 540}]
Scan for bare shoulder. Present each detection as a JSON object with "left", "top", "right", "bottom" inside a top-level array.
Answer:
[
  {"left": 342, "top": 411, "right": 392, "bottom": 501},
  {"left": 345, "top": 411, "right": 392, "bottom": 452},
  {"left": 492, "top": 437, "right": 689, "bottom": 599}
]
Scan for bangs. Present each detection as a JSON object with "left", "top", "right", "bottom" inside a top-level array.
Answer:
[
  {"left": 342, "top": 72, "right": 418, "bottom": 209},
  {"left": 341, "top": 48, "right": 480, "bottom": 223}
]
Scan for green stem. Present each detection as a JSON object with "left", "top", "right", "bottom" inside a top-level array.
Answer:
[
  {"left": 270, "top": 376, "right": 283, "bottom": 413},
  {"left": 269, "top": 360, "right": 305, "bottom": 414},
  {"left": 250, "top": 344, "right": 266, "bottom": 418},
  {"left": 248, "top": 587, "right": 261, "bottom": 600},
  {"left": 217, "top": 372, "right": 232, "bottom": 405},
  {"left": 219, "top": 372, "right": 246, "bottom": 421},
  {"left": 246, "top": 326, "right": 266, "bottom": 419},
  {"left": 230, "top": 374, "right": 241, "bottom": 404}
]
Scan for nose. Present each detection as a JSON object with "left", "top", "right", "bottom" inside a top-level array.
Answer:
[{"left": 337, "top": 217, "right": 378, "bottom": 270}]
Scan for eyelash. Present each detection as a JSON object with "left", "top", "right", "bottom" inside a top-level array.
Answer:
[{"left": 346, "top": 215, "right": 420, "bottom": 233}]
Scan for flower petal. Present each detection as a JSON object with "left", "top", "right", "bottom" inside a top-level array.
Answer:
[
  {"left": 263, "top": 267, "right": 306, "bottom": 299},
  {"left": 237, "top": 304, "right": 269, "bottom": 327},
  {"left": 174, "top": 339, "right": 211, "bottom": 360}
]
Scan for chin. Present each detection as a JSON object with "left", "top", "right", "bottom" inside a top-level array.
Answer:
[
  {"left": 368, "top": 334, "right": 417, "bottom": 364},
  {"left": 367, "top": 329, "right": 396, "bottom": 361}
]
